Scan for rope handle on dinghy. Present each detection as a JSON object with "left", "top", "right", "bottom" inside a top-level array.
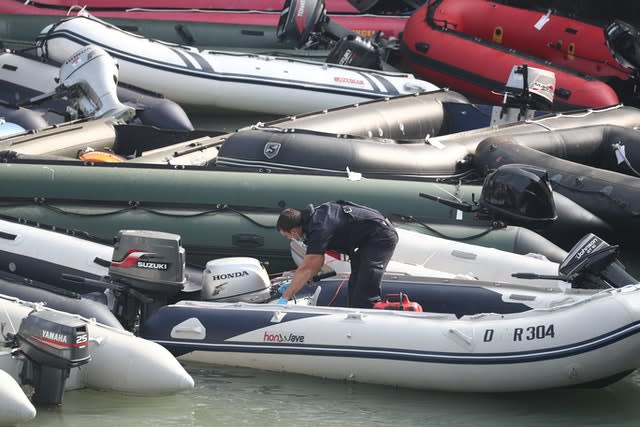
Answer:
[
  {"left": 390, "top": 214, "right": 505, "bottom": 241},
  {"left": 2, "top": 199, "right": 279, "bottom": 228}
]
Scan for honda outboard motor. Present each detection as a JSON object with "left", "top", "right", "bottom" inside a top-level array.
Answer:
[
  {"left": 201, "top": 257, "right": 272, "bottom": 303},
  {"left": 277, "top": 0, "right": 385, "bottom": 69},
  {"left": 56, "top": 45, "right": 135, "bottom": 121},
  {"left": 108, "top": 230, "right": 186, "bottom": 329},
  {"left": 12, "top": 310, "right": 90, "bottom": 405},
  {"left": 558, "top": 233, "right": 638, "bottom": 289}
]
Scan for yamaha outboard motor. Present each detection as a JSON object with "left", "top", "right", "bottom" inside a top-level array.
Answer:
[
  {"left": 10, "top": 310, "right": 90, "bottom": 405},
  {"left": 108, "top": 230, "right": 186, "bottom": 329},
  {"left": 277, "top": 0, "right": 385, "bottom": 69}
]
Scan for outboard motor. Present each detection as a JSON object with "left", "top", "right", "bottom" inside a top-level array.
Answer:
[
  {"left": 12, "top": 310, "right": 90, "bottom": 405},
  {"left": 108, "top": 230, "right": 186, "bottom": 329},
  {"left": 419, "top": 164, "right": 558, "bottom": 229},
  {"left": 325, "top": 34, "right": 383, "bottom": 70},
  {"left": 277, "top": 0, "right": 386, "bottom": 69},
  {"left": 493, "top": 64, "right": 556, "bottom": 124},
  {"left": 558, "top": 233, "right": 638, "bottom": 289},
  {"left": 605, "top": 20, "right": 640, "bottom": 73},
  {"left": 201, "top": 257, "right": 272, "bottom": 303},
  {"left": 478, "top": 164, "right": 557, "bottom": 228},
  {"left": 56, "top": 45, "right": 135, "bottom": 121}
]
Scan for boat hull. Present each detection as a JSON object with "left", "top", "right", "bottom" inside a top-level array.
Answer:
[
  {"left": 36, "top": 15, "right": 437, "bottom": 114},
  {"left": 0, "top": 161, "right": 569, "bottom": 269},
  {"left": 0, "top": 370, "right": 36, "bottom": 425},
  {"left": 0, "top": 1, "right": 409, "bottom": 49},
  {"left": 141, "top": 285, "right": 640, "bottom": 392},
  {"left": 0, "top": 293, "right": 194, "bottom": 395},
  {"left": 400, "top": 0, "right": 621, "bottom": 110}
]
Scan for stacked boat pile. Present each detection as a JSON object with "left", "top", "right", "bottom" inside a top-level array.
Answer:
[{"left": 2, "top": 1, "right": 640, "bottom": 418}]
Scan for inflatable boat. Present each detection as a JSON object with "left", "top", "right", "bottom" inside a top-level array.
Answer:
[
  {"left": 0, "top": 213, "right": 568, "bottom": 293},
  {"left": 399, "top": 0, "right": 626, "bottom": 110},
  {"left": 288, "top": 227, "right": 567, "bottom": 288},
  {"left": 0, "top": 0, "right": 413, "bottom": 50},
  {"left": 0, "top": 370, "right": 36, "bottom": 425},
  {"left": 59, "top": 228, "right": 640, "bottom": 392},
  {"left": 0, "top": 293, "right": 194, "bottom": 407},
  {"left": 0, "top": 158, "right": 585, "bottom": 269},
  {"left": 212, "top": 104, "right": 640, "bottom": 180},
  {"left": 144, "top": 283, "right": 640, "bottom": 392},
  {"left": 0, "top": 46, "right": 194, "bottom": 131},
  {"left": 34, "top": 14, "right": 438, "bottom": 114},
  {"left": 472, "top": 125, "right": 640, "bottom": 251}
]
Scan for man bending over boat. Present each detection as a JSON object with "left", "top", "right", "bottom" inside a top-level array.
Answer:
[{"left": 276, "top": 201, "right": 398, "bottom": 308}]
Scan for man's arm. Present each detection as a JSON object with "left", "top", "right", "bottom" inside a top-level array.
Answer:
[{"left": 281, "top": 253, "right": 324, "bottom": 300}]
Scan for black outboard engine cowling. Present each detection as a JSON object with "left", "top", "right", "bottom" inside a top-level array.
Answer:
[
  {"left": 559, "top": 233, "right": 638, "bottom": 289},
  {"left": 109, "top": 230, "right": 186, "bottom": 328},
  {"left": 605, "top": 20, "right": 640, "bottom": 73},
  {"left": 16, "top": 310, "right": 90, "bottom": 405},
  {"left": 479, "top": 164, "right": 557, "bottom": 228},
  {"left": 325, "top": 34, "right": 383, "bottom": 69},
  {"left": 277, "top": 0, "right": 385, "bottom": 70},
  {"left": 277, "top": 0, "right": 334, "bottom": 48}
]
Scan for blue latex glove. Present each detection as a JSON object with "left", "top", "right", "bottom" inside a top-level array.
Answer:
[
  {"left": 278, "top": 280, "right": 291, "bottom": 295},
  {"left": 276, "top": 297, "right": 289, "bottom": 305}
]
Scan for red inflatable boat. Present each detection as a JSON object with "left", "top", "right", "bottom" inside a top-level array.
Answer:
[{"left": 400, "top": 0, "right": 637, "bottom": 110}]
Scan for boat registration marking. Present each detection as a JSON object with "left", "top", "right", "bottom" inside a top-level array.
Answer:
[{"left": 483, "top": 324, "right": 556, "bottom": 342}]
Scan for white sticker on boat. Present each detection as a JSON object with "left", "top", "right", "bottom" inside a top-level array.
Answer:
[
  {"left": 456, "top": 210, "right": 463, "bottom": 220},
  {"left": 534, "top": 11, "right": 551, "bottom": 30},
  {"left": 614, "top": 144, "right": 626, "bottom": 164}
]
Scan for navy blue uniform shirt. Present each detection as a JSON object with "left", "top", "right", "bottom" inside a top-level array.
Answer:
[{"left": 302, "top": 201, "right": 389, "bottom": 256}]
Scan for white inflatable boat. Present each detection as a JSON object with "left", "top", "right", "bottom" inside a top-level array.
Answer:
[
  {"left": 0, "top": 293, "right": 194, "bottom": 406},
  {"left": 47, "top": 229, "right": 640, "bottom": 392},
  {"left": 35, "top": 14, "right": 438, "bottom": 114},
  {"left": 0, "top": 370, "right": 36, "bottom": 426},
  {"left": 290, "top": 226, "right": 569, "bottom": 288}
]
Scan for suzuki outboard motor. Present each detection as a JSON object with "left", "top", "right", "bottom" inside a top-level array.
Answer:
[
  {"left": 57, "top": 45, "right": 135, "bottom": 121},
  {"left": 277, "top": 0, "right": 385, "bottom": 69},
  {"left": 108, "top": 230, "right": 186, "bottom": 329},
  {"left": 558, "top": 233, "right": 638, "bottom": 289},
  {"left": 201, "top": 257, "right": 272, "bottom": 303},
  {"left": 13, "top": 310, "right": 90, "bottom": 405}
]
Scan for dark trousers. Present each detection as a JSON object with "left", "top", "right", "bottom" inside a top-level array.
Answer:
[{"left": 348, "top": 224, "right": 398, "bottom": 308}]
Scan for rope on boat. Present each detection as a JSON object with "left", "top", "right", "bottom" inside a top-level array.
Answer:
[
  {"left": 3, "top": 199, "right": 278, "bottom": 228},
  {"left": 391, "top": 214, "right": 506, "bottom": 241}
]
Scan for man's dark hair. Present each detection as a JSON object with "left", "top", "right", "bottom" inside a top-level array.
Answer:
[{"left": 276, "top": 208, "right": 302, "bottom": 232}]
